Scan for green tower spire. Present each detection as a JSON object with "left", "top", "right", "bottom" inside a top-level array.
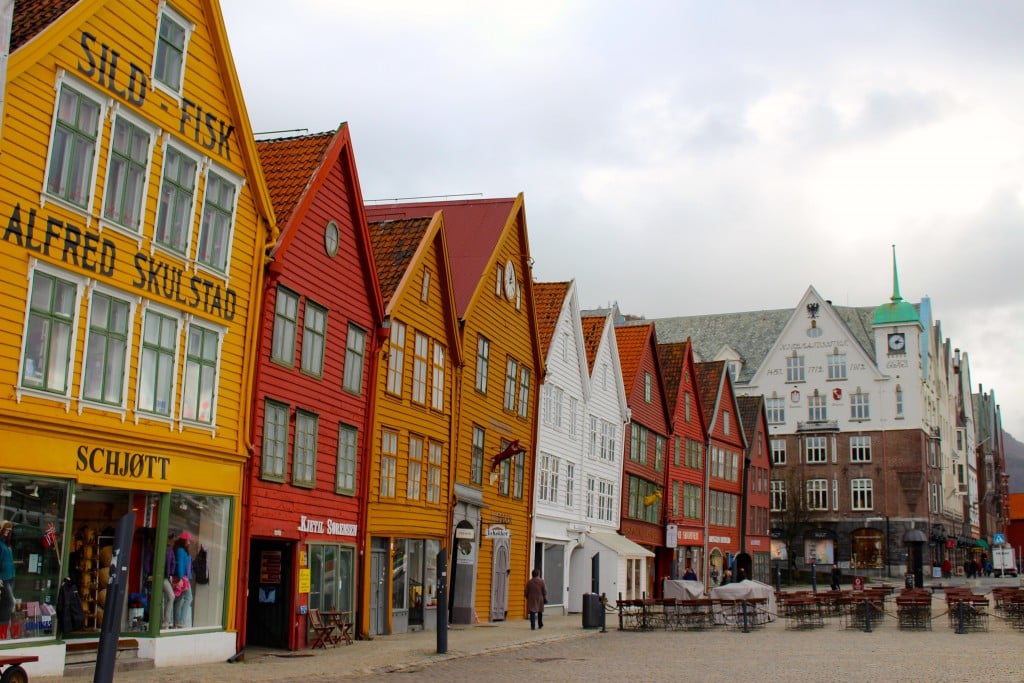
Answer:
[{"left": 872, "top": 245, "right": 919, "bottom": 326}]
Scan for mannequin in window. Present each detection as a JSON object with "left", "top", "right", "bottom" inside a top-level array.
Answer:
[{"left": 0, "top": 521, "right": 15, "bottom": 639}]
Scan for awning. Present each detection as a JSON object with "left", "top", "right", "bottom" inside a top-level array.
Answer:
[
  {"left": 903, "top": 529, "right": 928, "bottom": 543},
  {"left": 975, "top": 538, "right": 990, "bottom": 550},
  {"left": 584, "top": 530, "right": 654, "bottom": 558}
]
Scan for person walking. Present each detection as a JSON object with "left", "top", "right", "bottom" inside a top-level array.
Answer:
[
  {"left": 525, "top": 569, "right": 547, "bottom": 630},
  {"left": 830, "top": 563, "right": 841, "bottom": 591}
]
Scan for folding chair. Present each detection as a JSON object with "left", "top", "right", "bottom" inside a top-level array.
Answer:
[{"left": 307, "top": 608, "right": 338, "bottom": 649}]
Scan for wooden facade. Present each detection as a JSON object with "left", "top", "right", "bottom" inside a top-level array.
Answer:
[
  {"left": 0, "top": 0, "right": 273, "bottom": 672},
  {"left": 362, "top": 212, "right": 462, "bottom": 635},
  {"left": 246, "top": 126, "right": 383, "bottom": 650},
  {"left": 737, "top": 394, "right": 772, "bottom": 583}
]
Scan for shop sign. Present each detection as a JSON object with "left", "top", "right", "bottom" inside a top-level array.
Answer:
[
  {"left": 76, "top": 444, "right": 170, "bottom": 480},
  {"left": 260, "top": 550, "right": 282, "bottom": 584},
  {"left": 677, "top": 527, "right": 703, "bottom": 544},
  {"left": 298, "top": 568, "right": 310, "bottom": 594},
  {"left": 297, "top": 515, "right": 357, "bottom": 537},
  {"left": 455, "top": 528, "right": 475, "bottom": 540},
  {"left": 709, "top": 535, "right": 731, "bottom": 544},
  {"left": 485, "top": 525, "right": 510, "bottom": 539}
]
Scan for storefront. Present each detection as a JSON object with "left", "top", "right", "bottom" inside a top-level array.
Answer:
[
  {"left": 390, "top": 538, "right": 441, "bottom": 632},
  {"left": 671, "top": 525, "right": 704, "bottom": 581}
]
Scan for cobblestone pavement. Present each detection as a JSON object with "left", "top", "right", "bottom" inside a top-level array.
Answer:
[{"left": 32, "top": 581, "right": 1024, "bottom": 682}]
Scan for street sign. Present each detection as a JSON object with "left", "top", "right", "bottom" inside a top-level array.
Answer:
[
  {"left": 852, "top": 576, "right": 865, "bottom": 591},
  {"left": 994, "top": 533, "right": 1006, "bottom": 545}
]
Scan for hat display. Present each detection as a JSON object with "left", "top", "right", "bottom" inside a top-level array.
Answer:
[{"left": 180, "top": 531, "right": 194, "bottom": 542}]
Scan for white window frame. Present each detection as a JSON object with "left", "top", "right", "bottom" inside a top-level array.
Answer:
[
  {"left": 850, "top": 435, "right": 872, "bottom": 463},
  {"left": 101, "top": 110, "right": 155, "bottom": 236},
  {"left": 195, "top": 163, "right": 241, "bottom": 276},
  {"left": 19, "top": 263, "right": 85, "bottom": 404},
  {"left": 564, "top": 462, "right": 574, "bottom": 508},
  {"left": 153, "top": 139, "right": 200, "bottom": 257},
  {"left": 475, "top": 335, "right": 489, "bottom": 393},
  {"left": 407, "top": 435, "right": 423, "bottom": 501},
  {"left": 79, "top": 284, "right": 135, "bottom": 412},
  {"left": 179, "top": 319, "right": 224, "bottom": 428},
  {"left": 808, "top": 393, "right": 827, "bottom": 422},
  {"left": 342, "top": 324, "right": 366, "bottom": 394},
  {"left": 380, "top": 429, "right": 398, "bottom": 498},
  {"left": 292, "top": 409, "right": 318, "bottom": 487},
  {"left": 335, "top": 423, "right": 358, "bottom": 495},
  {"left": 261, "top": 399, "right": 288, "bottom": 482},
  {"left": 412, "top": 331, "right": 429, "bottom": 405},
  {"left": 770, "top": 439, "right": 786, "bottom": 466},
  {"left": 770, "top": 480, "right": 786, "bottom": 512},
  {"left": 151, "top": 2, "right": 193, "bottom": 98},
  {"left": 766, "top": 397, "right": 784, "bottom": 424},
  {"left": 300, "top": 300, "right": 327, "bottom": 378},
  {"left": 805, "top": 436, "right": 827, "bottom": 464},
  {"left": 386, "top": 320, "right": 406, "bottom": 396},
  {"left": 786, "top": 354, "right": 805, "bottom": 382},
  {"left": 43, "top": 75, "right": 106, "bottom": 217},
  {"left": 827, "top": 351, "right": 847, "bottom": 380},
  {"left": 270, "top": 287, "right": 298, "bottom": 367},
  {"left": 851, "top": 390, "right": 870, "bottom": 420},
  {"left": 427, "top": 441, "right": 442, "bottom": 503},
  {"left": 431, "top": 343, "right": 445, "bottom": 410},
  {"left": 851, "top": 478, "right": 873, "bottom": 511},
  {"left": 135, "top": 303, "right": 182, "bottom": 421},
  {"left": 806, "top": 479, "right": 828, "bottom": 510}
]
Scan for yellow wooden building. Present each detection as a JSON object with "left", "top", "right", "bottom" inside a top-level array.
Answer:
[
  {"left": 362, "top": 211, "right": 462, "bottom": 636},
  {"left": 367, "top": 196, "right": 542, "bottom": 624},
  {"left": 0, "top": 0, "right": 273, "bottom": 674}
]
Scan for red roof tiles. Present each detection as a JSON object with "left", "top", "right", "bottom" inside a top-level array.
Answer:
[
  {"left": 695, "top": 360, "right": 727, "bottom": 427},
  {"left": 11, "top": 0, "right": 78, "bottom": 51},
  {"left": 368, "top": 217, "right": 433, "bottom": 306},
  {"left": 256, "top": 131, "right": 335, "bottom": 229},
  {"left": 614, "top": 323, "right": 652, "bottom": 394},
  {"left": 580, "top": 314, "right": 606, "bottom": 373},
  {"left": 533, "top": 281, "right": 570, "bottom": 358}
]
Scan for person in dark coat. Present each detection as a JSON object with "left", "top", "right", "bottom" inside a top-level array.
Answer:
[
  {"left": 525, "top": 569, "right": 547, "bottom": 630},
  {"left": 56, "top": 577, "right": 85, "bottom": 634},
  {"left": 830, "top": 564, "right": 841, "bottom": 591}
]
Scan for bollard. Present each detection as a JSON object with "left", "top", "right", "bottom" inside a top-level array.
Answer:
[
  {"left": 775, "top": 565, "right": 782, "bottom": 593},
  {"left": 599, "top": 593, "right": 608, "bottom": 633},
  {"left": 863, "top": 598, "right": 872, "bottom": 633},
  {"left": 955, "top": 600, "right": 966, "bottom": 635},
  {"left": 811, "top": 563, "right": 817, "bottom": 593},
  {"left": 617, "top": 591, "right": 623, "bottom": 631}
]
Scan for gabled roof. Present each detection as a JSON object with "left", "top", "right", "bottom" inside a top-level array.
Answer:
[
  {"left": 695, "top": 360, "right": 727, "bottom": 429},
  {"left": 580, "top": 314, "right": 606, "bottom": 372},
  {"left": 533, "top": 281, "right": 571, "bottom": 358},
  {"left": 365, "top": 198, "right": 517, "bottom": 317},
  {"left": 256, "top": 131, "right": 335, "bottom": 231},
  {"left": 368, "top": 217, "right": 433, "bottom": 306},
  {"left": 11, "top": 0, "right": 77, "bottom": 51},
  {"left": 736, "top": 395, "right": 764, "bottom": 448},
  {"left": 656, "top": 340, "right": 688, "bottom": 411},
  {"left": 614, "top": 323, "right": 652, "bottom": 394}
]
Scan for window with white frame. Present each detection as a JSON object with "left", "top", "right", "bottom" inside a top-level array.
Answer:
[
  {"left": 292, "top": 410, "right": 318, "bottom": 487},
  {"left": 386, "top": 320, "right": 406, "bottom": 395},
  {"left": 431, "top": 343, "right": 445, "bottom": 410},
  {"left": 300, "top": 301, "right": 326, "bottom": 377},
  {"left": 644, "top": 372, "right": 652, "bottom": 402},
  {"left": 154, "top": 143, "right": 198, "bottom": 254},
  {"left": 102, "top": 114, "right": 152, "bottom": 231},
  {"left": 806, "top": 479, "right": 828, "bottom": 510},
  {"left": 196, "top": 169, "right": 238, "bottom": 273},
  {"left": 427, "top": 441, "right": 442, "bottom": 503},
  {"left": 602, "top": 420, "right": 618, "bottom": 461},
  {"left": 548, "top": 455, "right": 561, "bottom": 504},
  {"left": 420, "top": 269, "right": 431, "bottom": 302},
  {"left": 786, "top": 354, "right": 805, "bottom": 382},
  {"left": 827, "top": 350, "right": 847, "bottom": 380},
  {"left": 598, "top": 480, "right": 615, "bottom": 522},
  {"left": 684, "top": 483, "right": 701, "bottom": 520},
  {"left": 770, "top": 480, "right": 786, "bottom": 511},
  {"left": 568, "top": 396, "right": 578, "bottom": 437},
  {"left": 655, "top": 435, "right": 665, "bottom": 472},
  {"left": 586, "top": 476, "right": 595, "bottom": 518},
  {"left": 181, "top": 323, "right": 220, "bottom": 424},
  {"left": 471, "top": 425, "right": 485, "bottom": 486},
  {"left": 518, "top": 366, "right": 531, "bottom": 418},
  {"left": 684, "top": 392, "right": 692, "bottom": 422},
  {"left": 153, "top": 5, "right": 191, "bottom": 94},
  {"left": 770, "top": 439, "right": 786, "bottom": 466},
  {"left": 850, "top": 435, "right": 871, "bottom": 463},
  {"left": 412, "top": 332, "right": 429, "bottom": 404},
  {"left": 685, "top": 437, "right": 702, "bottom": 469},
  {"left": 851, "top": 478, "right": 873, "bottom": 510},
  {"left": 895, "top": 385, "right": 903, "bottom": 417},
  {"left": 81, "top": 290, "right": 130, "bottom": 405},
  {"left": 805, "top": 436, "right": 827, "bottom": 464},
  {"left": 588, "top": 415, "right": 598, "bottom": 457},
  {"left": 766, "top": 397, "right": 784, "bottom": 424},
  {"left": 564, "top": 462, "right": 574, "bottom": 507},
  {"left": 539, "top": 453, "right": 555, "bottom": 503},
  {"left": 271, "top": 288, "right": 298, "bottom": 366},
  {"left": 504, "top": 357, "right": 518, "bottom": 412},
  {"left": 45, "top": 81, "right": 102, "bottom": 209},
  {"left": 808, "top": 393, "right": 827, "bottom": 422},
  {"left": 407, "top": 435, "right": 423, "bottom": 501},
  {"left": 335, "top": 424, "right": 357, "bottom": 494},
  {"left": 137, "top": 308, "right": 179, "bottom": 417},
  {"left": 850, "top": 390, "right": 870, "bottom": 420},
  {"left": 342, "top": 324, "right": 366, "bottom": 394},
  {"left": 380, "top": 429, "right": 397, "bottom": 497},
  {"left": 723, "top": 410, "right": 731, "bottom": 435},
  {"left": 261, "top": 400, "right": 288, "bottom": 481},
  {"left": 630, "top": 423, "right": 648, "bottom": 465},
  {"left": 475, "top": 335, "right": 489, "bottom": 393}
]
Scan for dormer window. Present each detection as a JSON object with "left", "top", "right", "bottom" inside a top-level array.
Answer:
[{"left": 153, "top": 4, "right": 194, "bottom": 96}]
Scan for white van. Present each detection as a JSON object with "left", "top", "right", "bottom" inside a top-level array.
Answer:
[{"left": 992, "top": 546, "right": 1018, "bottom": 577}]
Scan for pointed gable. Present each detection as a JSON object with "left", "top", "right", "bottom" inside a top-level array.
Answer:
[
  {"left": 533, "top": 281, "right": 571, "bottom": 359},
  {"left": 580, "top": 314, "right": 605, "bottom": 373},
  {"left": 257, "top": 131, "right": 334, "bottom": 229},
  {"left": 369, "top": 217, "right": 433, "bottom": 305},
  {"left": 657, "top": 340, "right": 687, "bottom": 411},
  {"left": 696, "top": 360, "right": 726, "bottom": 429},
  {"left": 614, "top": 324, "right": 650, "bottom": 393},
  {"left": 736, "top": 395, "right": 763, "bottom": 444}
]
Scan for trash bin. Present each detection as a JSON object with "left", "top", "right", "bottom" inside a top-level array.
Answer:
[
  {"left": 904, "top": 573, "right": 914, "bottom": 590},
  {"left": 582, "top": 593, "right": 602, "bottom": 629}
]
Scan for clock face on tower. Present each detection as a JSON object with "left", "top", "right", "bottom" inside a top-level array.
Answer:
[
  {"left": 888, "top": 333, "right": 906, "bottom": 353},
  {"left": 504, "top": 260, "right": 517, "bottom": 299}
]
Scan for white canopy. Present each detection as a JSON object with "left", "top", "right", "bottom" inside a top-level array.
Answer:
[{"left": 709, "top": 579, "right": 777, "bottom": 622}]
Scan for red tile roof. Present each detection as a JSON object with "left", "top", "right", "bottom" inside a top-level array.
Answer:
[
  {"left": 695, "top": 360, "right": 726, "bottom": 427},
  {"left": 368, "top": 217, "right": 433, "bottom": 306},
  {"left": 737, "top": 394, "right": 763, "bottom": 448},
  {"left": 580, "top": 314, "right": 606, "bottom": 372},
  {"left": 256, "top": 131, "right": 335, "bottom": 229},
  {"left": 657, "top": 341, "right": 688, "bottom": 410},
  {"left": 366, "top": 198, "right": 517, "bottom": 316},
  {"left": 614, "top": 323, "right": 652, "bottom": 393},
  {"left": 11, "top": 0, "right": 78, "bottom": 51},
  {"left": 533, "top": 281, "right": 570, "bottom": 359}
]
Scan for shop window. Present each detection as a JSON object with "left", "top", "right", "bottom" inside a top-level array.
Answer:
[
  {"left": 164, "top": 491, "right": 230, "bottom": 631},
  {"left": 307, "top": 543, "right": 354, "bottom": 616},
  {"left": 153, "top": 143, "right": 198, "bottom": 255},
  {"left": 0, "top": 475, "right": 69, "bottom": 641},
  {"left": 180, "top": 323, "right": 221, "bottom": 425}
]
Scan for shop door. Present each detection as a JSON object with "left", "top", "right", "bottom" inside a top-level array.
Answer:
[
  {"left": 489, "top": 539, "right": 509, "bottom": 621},
  {"left": 369, "top": 550, "right": 388, "bottom": 635},
  {"left": 246, "top": 540, "right": 291, "bottom": 648}
]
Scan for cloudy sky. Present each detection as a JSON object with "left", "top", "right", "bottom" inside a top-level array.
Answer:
[{"left": 221, "top": 0, "right": 1024, "bottom": 437}]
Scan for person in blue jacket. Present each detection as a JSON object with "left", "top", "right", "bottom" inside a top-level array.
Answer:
[
  {"left": 0, "top": 521, "right": 14, "bottom": 639},
  {"left": 173, "top": 531, "right": 194, "bottom": 628}
]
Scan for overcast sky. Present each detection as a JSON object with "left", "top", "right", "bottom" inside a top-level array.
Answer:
[{"left": 221, "top": 0, "right": 1024, "bottom": 438}]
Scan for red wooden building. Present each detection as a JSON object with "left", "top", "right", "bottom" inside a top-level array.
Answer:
[
  {"left": 657, "top": 339, "right": 710, "bottom": 583},
  {"left": 737, "top": 395, "right": 772, "bottom": 583},
  {"left": 239, "top": 125, "right": 385, "bottom": 649},
  {"left": 614, "top": 323, "right": 672, "bottom": 597},
  {"left": 695, "top": 361, "right": 747, "bottom": 586}
]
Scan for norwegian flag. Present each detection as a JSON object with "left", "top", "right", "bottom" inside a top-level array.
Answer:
[{"left": 43, "top": 522, "right": 58, "bottom": 549}]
